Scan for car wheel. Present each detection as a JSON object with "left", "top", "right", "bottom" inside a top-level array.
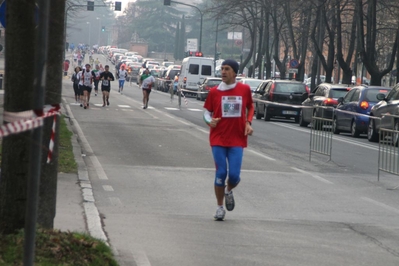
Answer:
[
  {"left": 299, "top": 110, "right": 309, "bottom": 127},
  {"left": 351, "top": 120, "right": 360, "bottom": 138},
  {"left": 264, "top": 106, "right": 271, "bottom": 121},
  {"left": 367, "top": 118, "right": 379, "bottom": 142},
  {"left": 333, "top": 117, "right": 340, "bottom": 134},
  {"left": 255, "top": 105, "right": 262, "bottom": 120}
]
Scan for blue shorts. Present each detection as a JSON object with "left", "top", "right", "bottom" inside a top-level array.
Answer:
[
  {"left": 211, "top": 146, "right": 243, "bottom": 187},
  {"left": 119, "top": 80, "right": 125, "bottom": 88}
]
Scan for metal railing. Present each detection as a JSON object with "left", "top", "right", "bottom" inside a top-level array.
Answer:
[
  {"left": 377, "top": 114, "right": 399, "bottom": 182},
  {"left": 309, "top": 106, "right": 334, "bottom": 162}
]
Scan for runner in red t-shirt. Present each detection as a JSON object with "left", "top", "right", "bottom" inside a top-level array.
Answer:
[{"left": 203, "top": 59, "right": 254, "bottom": 221}]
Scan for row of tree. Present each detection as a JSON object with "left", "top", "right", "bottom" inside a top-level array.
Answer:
[{"left": 117, "top": 0, "right": 399, "bottom": 87}]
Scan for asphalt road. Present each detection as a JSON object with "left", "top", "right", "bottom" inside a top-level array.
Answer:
[{"left": 63, "top": 55, "right": 399, "bottom": 266}]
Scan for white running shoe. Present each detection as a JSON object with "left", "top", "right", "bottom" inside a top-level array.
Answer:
[
  {"left": 214, "top": 207, "right": 226, "bottom": 221},
  {"left": 225, "top": 191, "right": 235, "bottom": 211}
]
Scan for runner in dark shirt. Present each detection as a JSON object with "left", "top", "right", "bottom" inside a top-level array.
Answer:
[{"left": 99, "top": 65, "right": 115, "bottom": 107}]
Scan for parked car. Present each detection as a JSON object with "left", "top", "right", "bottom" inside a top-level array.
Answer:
[
  {"left": 196, "top": 77, "right": 222, "bottom": 101},
  {"left": 238, "top": 78, "right": 263, "bottom": 92},
  {"left": 299, "top": 83, "right": 352, "bottom": 127},
  {"left": 367, "top": 83, "right": 399, "bottom": 143},
  {"left": 253, "top": 80, "right": 309, "bottom": 122},
  {"left": 333, "top": 86, "right": 391, "bottom": 137}
]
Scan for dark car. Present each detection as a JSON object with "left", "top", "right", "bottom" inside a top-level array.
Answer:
[
  {"left": 299, "top": 83, "right": 352, "bottom": 127},
  {"left": 333, "top": 85, "right": 391, "bottom": 137},
  {"left": 196, "top": 77, "right": 222, "bottom": 101},
  {"left": 254, "top": 80, "right": 309, "bottom": 122},
  {"left": 367, "top": 83, "right": 399, "bottom": 142}
]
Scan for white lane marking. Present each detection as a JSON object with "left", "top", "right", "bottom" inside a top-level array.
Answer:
[
  {"left": 247, "top": 149, "right": 276, "bottom": 161},
  {"left": 291, "top": 167, "right": 334, "bottom": 184},
  {"left": 187, "top": 108, "right": 202, "bottom": 111},
  {"left": 165, "top": 107, "right": 180, "bottom": 110},
  {"left": 89, "top": 156, "right": 109, "bottom": 180},
  {"left": 102, "top": 185, "right": 114, "bottom": 191},
  {"left": 70, "top": 103, "right": 81, "bottom": 106},
  {"left": 271, "top": 122, "right": 379, "bottom": 151},
  {"left": 361, "top": 197, "right": 399, "bottom": 215},
  {"left": 118, "top": 105, "right": 131, "bottom": 108},
  {"left": 94, "top": 104, "right": 103, "bottom": 107},
  {"left": 109, "top": 197, "right": 122, "bottom": 206},
  {"left": 121, "top": 109, "right": 134, "bottom": 112},
  {"left": 131, "top": 250, "right": 152, "bottom": 266}
]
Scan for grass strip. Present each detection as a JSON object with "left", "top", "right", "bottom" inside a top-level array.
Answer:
[
  {"left": 0, "top": 228, "right": 118, "bottom": 266},
  {"left": 58, "top": 115, "right": 78, "bottom": 173}
]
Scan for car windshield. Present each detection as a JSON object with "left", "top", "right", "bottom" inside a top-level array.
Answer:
[
  {"left": 207, "top": 80, "right": 222, "bottom": 86},
  {"left": 244, "top": 80, "right": 263, "bottom": 88},
  {"left": 275, "top": 83, "right": 306, "bottom": 93},
  {"left": 330, "top": 89, "right": 349, "bottom": 99},
  {"left": 364, "top": 88, "right": 390, "bottom": 102}
]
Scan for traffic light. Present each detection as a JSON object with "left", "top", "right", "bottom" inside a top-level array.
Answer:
[
  {"left": 87, "top": 1, "right": 94, "bottom": 11},
  {"left": 101, "top": 26, "right": 105, "bottom": 32},
  {"left": 164, "top": 0, "right": 171, "bottom": 5},
  {"left": 115, "top": 1, "right": 121, "bottom": 11}
]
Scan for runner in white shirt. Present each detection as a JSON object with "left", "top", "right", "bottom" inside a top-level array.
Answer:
[{"left": 118, "top": 65, "right": 128, "bottom": 94}]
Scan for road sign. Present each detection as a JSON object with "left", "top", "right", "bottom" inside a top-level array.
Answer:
[
  {"left": 0, "top": 0, "right": 39, "bottom": 28},
  {"left": 0, "top": 0, "right": 6, "bottom": 28},
  {"left": 289, "top": 59, "right": 299, "bottom": 68},
  {"left": 187, "top": 38, "right": 198, "bottom": 52}
]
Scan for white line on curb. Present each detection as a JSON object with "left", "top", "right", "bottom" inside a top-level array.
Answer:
[{"left": 63, "top": 97, "right": 108, "bottom": 243}]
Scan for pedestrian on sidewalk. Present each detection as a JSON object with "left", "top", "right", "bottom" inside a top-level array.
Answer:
[
  {"left": 100, "top": 65, "right": 115, "bottom": 107},
  {"left": 117, "top": 65, "right": 128, "bottom": 94},
  {"left": 203, "top": 59, "right": 254, "bottom": 221},
  {"left": 71, "top": 66, "right": 82, "bottom": 103},
  {"left": 139, "top": 68, "right": 155, "bottom": 109}
]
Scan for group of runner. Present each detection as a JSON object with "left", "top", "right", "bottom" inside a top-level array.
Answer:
[
  {"left": 71, "top": 64, "right": 115, "bottom": 108},
  {"left": 71, "top": 61, "right": 156, "bottom": 109}
]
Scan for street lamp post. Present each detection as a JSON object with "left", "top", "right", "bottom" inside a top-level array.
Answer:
[
  {"left": 87, "top": 22, "right": 91, "bottom": 46},
  {"left": 96, "top": 17, "right": 101, "bottom": 45},
  {"left": 165, "top": 1, "right": 203, "bottom": 53}
]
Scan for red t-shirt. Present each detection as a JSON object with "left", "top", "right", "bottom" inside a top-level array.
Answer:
[{"left": 203, "top": 82, "right": 253, "bottom": 147}]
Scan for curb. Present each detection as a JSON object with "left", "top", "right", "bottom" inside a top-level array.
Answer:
[{"left": 62, "top": 97, "right": 108, "bottom": 243}]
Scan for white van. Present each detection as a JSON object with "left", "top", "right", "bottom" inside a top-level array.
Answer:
[{"left": 178, "top": 57, "right": 214, "bottom": 94}]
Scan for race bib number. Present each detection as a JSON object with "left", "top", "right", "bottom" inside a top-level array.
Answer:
[
  {"left": 102, "top": 80, "right": 109, "bottom": 86},
  {"left": 221, "top": 96, "right": 242, "bottom": 118}
]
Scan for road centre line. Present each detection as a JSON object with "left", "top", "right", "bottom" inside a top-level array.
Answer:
[
  {"left": 270, "top": 122, "right": 379, "bottom": 151},
  {"left": 291, "top": 167, "right": 334, "bottom": 184},
  {"left": 247, "top": 149, "right": 276, "bottom": 161},
  {"left": 102, "top": 185, "right": 114, "bottom": 192},
  {"left": 361, "top": 197, "right": 399, "bottom": 215}
]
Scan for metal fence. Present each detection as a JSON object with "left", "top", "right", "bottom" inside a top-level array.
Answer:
[
  {"left": 309, "top": 106, "right": 334, "bottom": 162},
  {"left": 377, "top": 115, "right": 399, "bottom": 181}
]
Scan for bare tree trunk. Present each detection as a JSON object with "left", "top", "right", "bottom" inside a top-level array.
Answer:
[
  {"left": 37, "top": 0, "right": 66, "bottom": 228},
  {"left": 0, "top": 1, "right": 37, "bottom": 234}
]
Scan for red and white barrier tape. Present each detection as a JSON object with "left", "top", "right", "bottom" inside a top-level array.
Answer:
[{"left": 2, "top": 104, "right": 61, "bottom": 163}]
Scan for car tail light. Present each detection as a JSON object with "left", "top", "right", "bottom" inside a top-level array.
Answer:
[
  {"left": 360, "top": 101, "right": 369, "bottom": 110},
  {"left": 269, "top": 83, "right": 275, "bottom": 101},
  {"left": 323, "top": 98, "right": 338, "bottom": 106},
  {"left": 183, "top": 77, "right": 187, "bottom": 84},
  {"left": 305, "top": 85, "right": 310, "bottom": 94},
  {"left": 347, "top": 87, "right": 351, "bottom": 91}
]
